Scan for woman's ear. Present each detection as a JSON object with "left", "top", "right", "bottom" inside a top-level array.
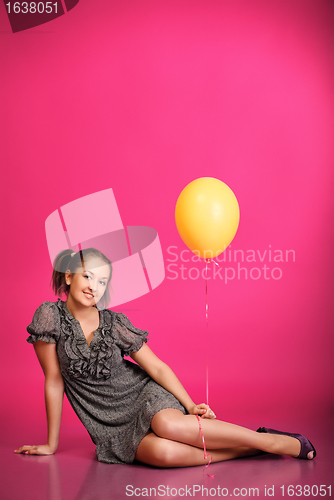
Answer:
[{"left": 65, "top": 269, "right": 72, "bottom": 286}]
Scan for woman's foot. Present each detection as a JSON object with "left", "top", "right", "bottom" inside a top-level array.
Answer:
[{"left": 257, "top": 427, "right": 316, "bottom": 459}]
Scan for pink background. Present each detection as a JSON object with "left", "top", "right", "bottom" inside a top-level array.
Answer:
[{"left": 1, "top": 0, "right": 333, "bottom": 435}]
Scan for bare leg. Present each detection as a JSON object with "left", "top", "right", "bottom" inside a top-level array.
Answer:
[
  {"left": 150, "top": 410, "right": 309, "bottom": 458},
  {"left": 135, "top": 432, "right": 261, "bottom": 467}
]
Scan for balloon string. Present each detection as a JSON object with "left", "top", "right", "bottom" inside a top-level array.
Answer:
[
  {"left": 201, "top": 258, "right": 219, "bottom": 477},
  {"left": 205, "top": 258, "right": 209, "bottom": 406},
  {"left": 204, "top": 257, "right": 219, "bottom": 406},
  {"left": 196, "top": 415, "right": 215, "bottom": 477}
]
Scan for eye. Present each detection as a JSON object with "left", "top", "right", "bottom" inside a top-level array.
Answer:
[
  {"left": 83, "top": 274, "right": 92, "bottom": 280},
  {"left": 100, "top": 281, "right": 106, "bottom": 286}
]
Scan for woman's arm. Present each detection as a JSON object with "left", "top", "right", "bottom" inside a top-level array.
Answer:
[
  {"left": 14, "top": 341, "right": 64, "bottom": 455},
  {"left": 131, "top": 344, "right": 215, "bottom": 418}
]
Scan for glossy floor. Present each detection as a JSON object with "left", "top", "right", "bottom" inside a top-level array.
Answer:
[{"left": 2, "top": 411, "right": 333, "bottom": 500}]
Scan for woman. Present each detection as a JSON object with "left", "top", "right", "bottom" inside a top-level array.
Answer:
[{"left": 15, "top": 248, "right": 316, "bottom": 465}]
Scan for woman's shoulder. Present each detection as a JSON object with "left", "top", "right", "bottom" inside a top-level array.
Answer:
[
  {"left": 26, "top": 300, "right": 61, "bottom": 342},
  {"left": 102, "top": 309, "right": 133, "bottom": 328},
  {"left": 31, "top": 300, "right": 60, "bottom": 317},
  {"left": 112, "top": 310, "right": 147, "bottom": 332},
  {"left": 38, "top": 300, "right": 59, "bottom": 308}
]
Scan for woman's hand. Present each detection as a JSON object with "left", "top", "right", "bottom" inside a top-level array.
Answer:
[
  {"left": 14, "top": 444, "right": 56, "bottom": 455},
  {"left": 188, "top": 403, "right": 216, "bottom": 419}
]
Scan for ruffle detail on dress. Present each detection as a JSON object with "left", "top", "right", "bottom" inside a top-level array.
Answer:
[{"left": 56, "top": 300, "right": 115, "bottom": 380}]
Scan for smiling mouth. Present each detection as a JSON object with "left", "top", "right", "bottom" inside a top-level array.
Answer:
[{"left": 83, "top": 292, "right": 94, "bottom": 299}]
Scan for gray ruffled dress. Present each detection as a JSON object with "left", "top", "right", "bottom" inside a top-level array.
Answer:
[{"left": 26, "top": 299, "right": 186, "bottom": 464}]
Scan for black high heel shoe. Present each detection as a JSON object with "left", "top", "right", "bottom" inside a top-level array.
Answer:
[{"left": 256, "top": 427, "right": 316, "bottom": 459}]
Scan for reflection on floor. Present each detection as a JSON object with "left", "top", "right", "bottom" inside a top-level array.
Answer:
[{"left": 2, "top": 411, "right": 333, "bottom": 500}]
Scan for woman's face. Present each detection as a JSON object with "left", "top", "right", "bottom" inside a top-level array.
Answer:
[{"left": 66, "top": 256, "right": 111, "bottom": 307}]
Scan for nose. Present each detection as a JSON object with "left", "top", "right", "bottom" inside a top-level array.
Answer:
[{"left": 89, "top": 280, "right": 97, "bottom": 292}]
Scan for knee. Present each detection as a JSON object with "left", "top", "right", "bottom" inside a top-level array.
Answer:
[
  {"left": 152, "top": 412, "right": 185, "bottom": 441},
  {"left": 149, "top": 440, "right": 180, "bottom": 468}
]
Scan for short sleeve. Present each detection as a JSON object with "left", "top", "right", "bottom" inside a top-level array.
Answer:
[
  {"left": 26, "top": 302, "right": 60, "bottom": 345},
  {"left": 113, "top": 312, "right": 149, "bottom": 356}
]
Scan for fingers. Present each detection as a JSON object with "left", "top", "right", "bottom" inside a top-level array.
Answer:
[
  {"left": 14, "top": 444, "right": 55, "bottom": 456},
  {"left": 14, "top": 445, "right": 37, "bottom": 455},
  {"left": 189, "top": 403, "right": 216, "bottom": 419},
  {"left": 201, "top": 410, "right": 216, "bottom": 419},
  {"left": 195, "top": 403, "right": 216, "bottom": 419},
  {"left": 204, "top": 411, "right": 216, "bottom": 419}
]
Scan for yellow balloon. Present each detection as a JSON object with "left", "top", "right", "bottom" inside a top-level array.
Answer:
[{"left": 175, "top": 177, "right": 240, "bottom": 259}]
